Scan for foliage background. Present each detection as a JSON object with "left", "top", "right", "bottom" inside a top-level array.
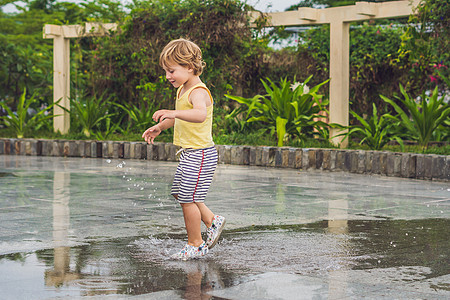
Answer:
[{"left": 0, "top": 0, "right": 448, "bottom": 148}]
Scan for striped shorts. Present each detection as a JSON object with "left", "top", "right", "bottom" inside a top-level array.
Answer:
[{"left": 171, "top": 146, "right": 218, "bottom": 203}]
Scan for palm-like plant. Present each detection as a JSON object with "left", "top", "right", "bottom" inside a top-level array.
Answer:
[
  {"left": 68, "top": 93, "right": 114, "bottom": 138},
  {"left": 115, "top": 99, "right": 160, "bottom": 133},
  {"left": 93, "top": 117, "right": 122, "bottom": 140},
  {"left": 337, "top": 103, "right": 403, "bottom": 150},
  {"left": 0, "top": 90, "right": 55, "bottom": 138},
  {"left": 225, "top": 76, "right": 329, "bottom": 146},
  {"left": 380, "top": 84, "right": 450, "bottom": 151}
]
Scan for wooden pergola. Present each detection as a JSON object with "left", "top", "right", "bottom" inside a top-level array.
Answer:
[
  {"left": 250, "top": 0, "right": 420, "bottom": 146},
  {"left": 43, "top": 1, "right": 420, "bottom": 146},
  {"left": 43, "top": 22, "right": 117, "bottom": 134}
]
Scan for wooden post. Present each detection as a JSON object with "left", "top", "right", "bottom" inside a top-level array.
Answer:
[
  {"left": 329, "top": 20, "right": 350, "bottom": 147},
  {"left": 53, "top": 35, "right": 71, "bottom": 134}
]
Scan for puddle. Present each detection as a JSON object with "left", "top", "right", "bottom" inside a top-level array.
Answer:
[
  {"left": 0, "top": 171, "right": 17, "bottom": 178},
  {"left": 0, "top": 155, "right": 449, "bottom": 299},
  {"left": 0, "top": 218, "right": 448, "bottom": 299}
]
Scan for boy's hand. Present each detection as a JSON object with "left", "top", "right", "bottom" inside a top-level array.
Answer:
[
  {"left": 142, "top": 124, "right": 161, "bottom": 144},
  {"left": 153, "top": 109, "right": 176, "bottom": 122}
]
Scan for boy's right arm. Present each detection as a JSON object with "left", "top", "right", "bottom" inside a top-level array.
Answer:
[{"left": 142, "top": 118, "right": 174, "bottom": 144}]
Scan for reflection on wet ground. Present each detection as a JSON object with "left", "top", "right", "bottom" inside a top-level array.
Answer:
[{"left": 0, "top": 155, "right": 449, "bottom": 299}]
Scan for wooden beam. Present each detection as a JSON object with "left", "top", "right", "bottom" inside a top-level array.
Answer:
[
  {"left": 43, "top": 24, "right": 62, "bottom": 38},
  {"left": 336, "top": 0, "right": 420, "bottom": 23},
  {"left": 85, "top": 22, "right": 118, "bottom": 36},
  {"left": 355, "top": 2, "right": 378, "bottom": 17},
  {"left": 299, "top": 7, "right": 318, "bottom": 21},
  {"left": 249, "top": 1, "right": 420, "bottom": 26},
  {"left": 43, "top": 23, "right": 118, "bottom": 39},
  {"left": 61, "top": 25, "right": 84, "bottom": 39}
]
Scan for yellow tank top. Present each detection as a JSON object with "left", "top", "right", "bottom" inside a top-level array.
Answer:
[{"left": 173, "top": 82, "right": 214, "bottom": 149}]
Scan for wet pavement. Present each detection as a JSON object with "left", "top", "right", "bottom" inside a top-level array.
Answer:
[{"left": 0, "top": 155, "right": 449, "bottom": 299}]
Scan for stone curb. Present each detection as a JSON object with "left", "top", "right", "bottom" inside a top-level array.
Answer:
[{"left": 0, "top": 138, "right": 448, "bottom": 181}]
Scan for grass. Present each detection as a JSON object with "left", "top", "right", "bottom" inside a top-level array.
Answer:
[
  {"left": 0, "top": 127, "right": 448, "bottom": 155},
  {"left": 346, "top": 139, "right": 450, "bottom": 155},
  {"left": 383, "top": 144, "right": 450, "bottom": 155},
  {"left": 213, "top": 131, "right": 338, "bottom": 149}
]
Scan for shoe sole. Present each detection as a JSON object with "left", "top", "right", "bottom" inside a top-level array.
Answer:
[
  {"left": 171, "top": 243, "right": 208, "bottom": 260},
  {"left": 208, "top": 218, "right": 226, "bottom": 249},
  {"left": 172, "top": 250, "right": 209, "bottom": 261}
]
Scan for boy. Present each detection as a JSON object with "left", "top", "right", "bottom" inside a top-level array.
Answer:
[{"left": 142, "top": 39, "right": 225, "bottom": 260}]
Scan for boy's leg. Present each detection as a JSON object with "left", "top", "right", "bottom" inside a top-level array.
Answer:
[
  {"left": 181, "top": 203, "right": 203, "bottom": 247},
  {"left": 195, "top": 202, "right": 215, "bottom": 228}
]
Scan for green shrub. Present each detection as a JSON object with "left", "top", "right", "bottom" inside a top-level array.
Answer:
[
  {"left": 67, "top": 92, "right": 115, "bottom": 137},
  {"left": 89, "top": 0, "right": 262, "bottom": 106},
  {"left": 0, "top": 90, "right": 55, "bottom": 138},
  {"left": 337, "top": 103, "right": 403, "bottom": 151},
  {"left": 381, "top": 84, "right": 450, "bottom": 151},
  {"left": 225, "top": 76, "right": 329, "bottom": 146}
]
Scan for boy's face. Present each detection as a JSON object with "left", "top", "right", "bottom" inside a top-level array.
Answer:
[{"left": 163, "top": 62, "right": 193, "bottom": 88}]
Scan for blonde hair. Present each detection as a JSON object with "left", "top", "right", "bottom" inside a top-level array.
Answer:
[{"left": 159, "top": 38, "right": 206, "bottom": 76}]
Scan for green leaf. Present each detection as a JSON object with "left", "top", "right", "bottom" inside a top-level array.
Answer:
[{"left": 276, "top": 116, "right": 288, "bottom": 147}]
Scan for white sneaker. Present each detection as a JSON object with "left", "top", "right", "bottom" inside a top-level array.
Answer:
[
  {"left": 206, "top": 215, "right": 226, "bottom": 249},
  {"left": 171, "top": 241, "right": 208, "bottom": 260}
]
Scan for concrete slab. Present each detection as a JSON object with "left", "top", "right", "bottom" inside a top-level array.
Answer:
[
  {"left": 0, "top": 155, "right": 449, "bottom": 299},
  {"left": 207, "top": 271, "right": 447, "bottom": 300}
]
